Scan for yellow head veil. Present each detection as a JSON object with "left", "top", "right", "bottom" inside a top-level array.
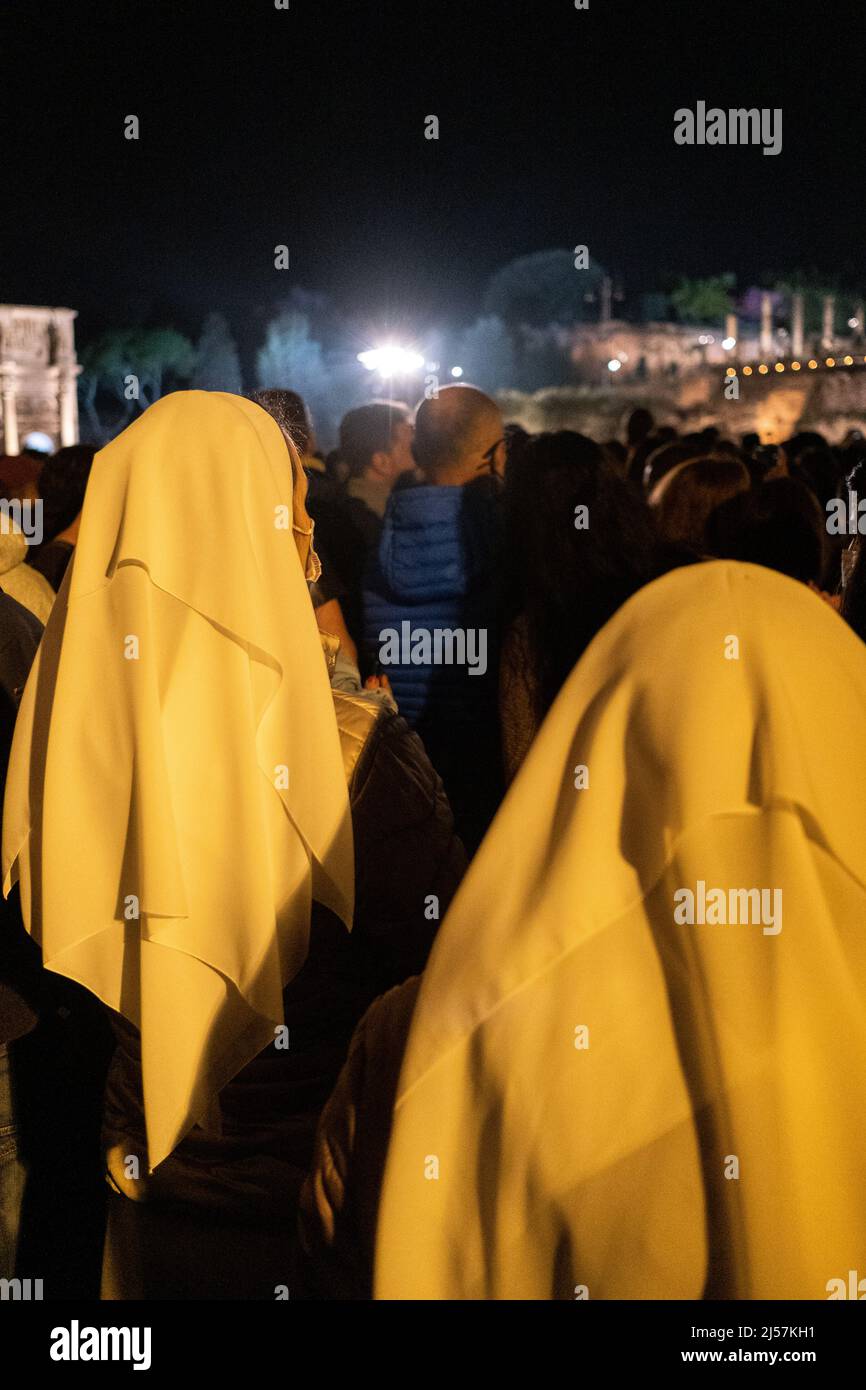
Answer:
[
  {"left": 375, "top": 561, "right": 866, "bottom": 1299},
  {"left": 2, "top": 390, "right": 354, "bottom": 1170}
]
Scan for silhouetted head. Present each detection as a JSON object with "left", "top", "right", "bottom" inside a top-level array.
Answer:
[
  {"left": 650, "top": 454, "right": 750, "bottom": 552},
  {"left": 783, "top": 430, "right": 828, "bottom": 464},
  {"left": 626, "top": 407, "right": 654, "bottom": 448},
  {"left": 37, "top": 444, "right": 97, "bottom": 540},
  {"left": 841, "top": 457, "right": 866, "bottom": 643},
  {"left": 706, "top": 477, "right": 825, "bottom": 585},
  {"left": 602, "top": 439, "right": 628, "bottom": 475},
  {"left": 794, "top": 446, "right": 841, "bottom": 512},
  {"left": 504, "top": 429, "right": 658, "bottom": 718},
  {"left": 413, "top": 384, "right": 504, "bottom": 486},
  {"left": 642, "top": 439, "right": 701, "bottom": 494},
  {"left": 338, "top": 400, "right": 414, "bottom": 483},
  {"left": 0, "top": 454, "right": 43, "bottom": 505},
  {"left": 627, "top": 427, "right": 678, "bottom": 488}
]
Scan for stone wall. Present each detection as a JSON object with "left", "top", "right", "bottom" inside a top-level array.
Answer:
[
  {"left": 0, "top": 305, "right": 80, "bottom": 453},
  {"left": 499, "top": 364, "right": 866, "bottom": 445}
]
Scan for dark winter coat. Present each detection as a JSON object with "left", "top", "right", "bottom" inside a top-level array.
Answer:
[{"left": 100, "top": 690, "right": 466, "bottom": 1246}]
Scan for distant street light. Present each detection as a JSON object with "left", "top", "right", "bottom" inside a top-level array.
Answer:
[
  {"left": 722, "top": 336, "right": 736, "bottom": 350},
  {"left": 450, "top": 365, "right": 464, "bottom": 378},
  {"left": 607, "top": 359, "right": 622, "bottom": 372},
  {"left": 357, "top": 345, "right": 425, "bottom": 377}
]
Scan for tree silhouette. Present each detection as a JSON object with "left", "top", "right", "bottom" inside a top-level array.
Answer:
[
  {"left": 193, "top": 313, "right": 243, "bottom": 393},
  {"left": 483, "top": 249, "right": 607, "bottom": 327},
  {"left": 456, "top": 316, "right": 516, "bottom": 392}
]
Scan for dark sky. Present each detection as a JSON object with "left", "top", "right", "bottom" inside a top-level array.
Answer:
[{"left": 2, "top": 0, "right": 863, "bottom": 344}]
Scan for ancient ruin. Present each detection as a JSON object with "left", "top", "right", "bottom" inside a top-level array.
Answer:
[{"left": 0, "top": 304, "right": 80, "bottom": 453}]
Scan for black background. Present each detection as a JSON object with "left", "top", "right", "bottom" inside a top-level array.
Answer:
[{"left": 1, "top": 0, "right": 862, "bottom": 340}]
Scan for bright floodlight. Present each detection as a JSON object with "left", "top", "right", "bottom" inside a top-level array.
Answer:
[
  {"left": 357, "top": 345, "right": 425, "bottom": 376},
  {"left": 450, "top": 365, "right": 464, "bottom": 378},
  {"left": 722, "top": 336, "right": 736, "bottom": 350},
  {"left": 607, "top": 358, "right": 622, "bottom": 372}
]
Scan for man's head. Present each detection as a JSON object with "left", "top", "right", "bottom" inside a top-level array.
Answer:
[
  {"left": 706, "top": 476, "right": 825, "bottom": 585},
  {"left": 413, "top": 384, "right": 505, "bottom": 486},
  {"left": 339, "top": 400, "right": 414, "bottom": 484},
  {"left": 37, "top": 444, "right": 96, "bottom": 540},
  {"left": 626, "top": 407, "right": 654, "bottom": 448}
]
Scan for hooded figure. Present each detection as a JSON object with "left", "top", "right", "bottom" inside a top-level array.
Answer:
[
  {"left": 2, "top": 391, "right": 354, "bottom": 1173},
  {"left": 372, "top": 560, "right": 866, "bottom": 1300},
  {"left": 0, "top": 524, "right": 54, "bottom": 625}
]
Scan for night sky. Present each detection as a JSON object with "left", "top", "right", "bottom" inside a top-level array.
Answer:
[{"left": 2, "top": 0, "right": 863, "bottom": 344}]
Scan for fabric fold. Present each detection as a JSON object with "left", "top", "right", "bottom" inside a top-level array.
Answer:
[{"left": 375, "top": 561, "right": 866, "bottom": 1299}]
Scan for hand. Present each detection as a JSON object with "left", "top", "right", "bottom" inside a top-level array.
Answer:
[{"left": 364, "top": 673, "right": 392, "bottom": 693}]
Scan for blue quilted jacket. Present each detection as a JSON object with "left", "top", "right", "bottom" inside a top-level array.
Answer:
[{"left": 362, "top": 479, "right": 502, "bottom": 728}]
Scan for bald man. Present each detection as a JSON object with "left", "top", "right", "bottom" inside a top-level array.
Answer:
[
  {"left": 362, "top": 385, "right": 505, "bottom": 854},
  {"left": 412, "top": 384, "right": 506, "bottom": 486}
]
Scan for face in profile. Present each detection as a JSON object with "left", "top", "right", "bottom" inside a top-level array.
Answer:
[
  {"left": 278, "top": 427, "right": 319, "bottom": 581},
  {"left": 388, "top": 420, "right": 416, "bottom": 479}
]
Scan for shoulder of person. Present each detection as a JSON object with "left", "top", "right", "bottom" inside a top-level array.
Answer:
[
  {"left": 332, "top": 688, "right": 392, "bottom": 790},
  {"left": 336, "top": 695, "right": 441, "bottom": 814}
]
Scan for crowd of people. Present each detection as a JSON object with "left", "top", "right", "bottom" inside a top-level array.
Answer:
[{"left": 1, "top": 383, "right": 865, "bottom": 1300}]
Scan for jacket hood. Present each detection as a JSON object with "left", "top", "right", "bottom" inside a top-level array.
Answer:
[{"left": 0, "top": 526, "right": 28, "bottom": 576}]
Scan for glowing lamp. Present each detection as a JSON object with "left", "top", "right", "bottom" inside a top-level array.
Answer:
[{"left": 357, "top": 345, "right": 425, "bottom": 376}]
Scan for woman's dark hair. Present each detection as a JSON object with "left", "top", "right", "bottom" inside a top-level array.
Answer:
[
  {"left": 705, "top": 476, "right": 825, "bottom": 585},
  {"left": 840, "top": 458, "right": 866, "bottom": 643},
  {"left": 503, "top": 430, "right": 659, "bottom": 721},
  {"left": 650, "top": 454, "right": 750, "bottom": 552},
  {"left": 793, "top": 446, "right": 841, "bottom": 512},
  {"left": 627, "top": 426, "right": 677, "bottom": 488},
  {"left": 642, "top": 439, "right": 701, "bottom": 494},
  {"left": 504, "top": 422, "right": 530, "bottom": 471},
  {"left": 37, "top": 444, "right": 96, "bottom": 540}
]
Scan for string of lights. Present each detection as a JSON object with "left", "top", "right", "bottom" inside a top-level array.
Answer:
[{"left": 729, "top": 355, "right": 864, "bottom": 378}]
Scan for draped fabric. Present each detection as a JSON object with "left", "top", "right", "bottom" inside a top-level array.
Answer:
[
  {"left": 375, "top": 561, "right": 866, "bottom": 1299},
  {"left": 3, "top": 391, "right": 354, "bottom": 1170}
]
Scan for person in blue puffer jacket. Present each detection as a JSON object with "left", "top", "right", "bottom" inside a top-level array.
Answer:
[{"left": 363, "top": 384, "right": 506, "bottom": 853}]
